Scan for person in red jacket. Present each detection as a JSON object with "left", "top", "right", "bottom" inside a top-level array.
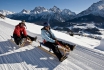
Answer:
[{"left": 13, "top": 20, "right": 37, "bottom": 45}]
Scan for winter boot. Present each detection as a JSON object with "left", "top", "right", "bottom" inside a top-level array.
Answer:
[
  {"left": 67, "top": 44, "right": 76, "bottom": 51},
  {"left": 33, "top": 36, "right": 37, "bottom": 41},
  {"left": 59, "top": 56, "right": 67, "bottom": 62},
  {"left": 71, "top": 44, "right": 76, "bottom": 51}
]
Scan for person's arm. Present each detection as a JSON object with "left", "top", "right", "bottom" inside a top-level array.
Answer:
[
  {"left": 14, "top": 26, "right": 21, "bottom": 37},
  {"left": 23, "top": 27, "right": 27, "bottom": 37},
  {"left": 41, "top": 30, "right": 55, "bottom": 43}
]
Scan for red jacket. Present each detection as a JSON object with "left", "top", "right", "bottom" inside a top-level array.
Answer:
[{"left": 13, "top": 24, "right": 27, "bottom": 37}]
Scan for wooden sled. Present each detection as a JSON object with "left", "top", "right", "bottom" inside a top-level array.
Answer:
[
  {"left": 10, "top": 36, "right": 32, "bottom": 47},
  {"left": 38, "top": 42, "right": 70, "bottom": 57}
]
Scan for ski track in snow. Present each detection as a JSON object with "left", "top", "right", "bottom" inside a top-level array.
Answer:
[{"left": 0, "top": 21, "right": 104, "bottom": 70}]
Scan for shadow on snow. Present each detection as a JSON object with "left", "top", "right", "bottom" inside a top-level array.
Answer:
[{"left": 0, "top": 40, "right": 60, "bottom": 70}]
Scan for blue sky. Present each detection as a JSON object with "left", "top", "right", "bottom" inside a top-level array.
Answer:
[{"left": 0, "top": 0, "right": 100, "bottom": 14}]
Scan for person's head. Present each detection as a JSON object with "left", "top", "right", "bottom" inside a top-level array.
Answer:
[
  {"left": 21, "top": 20, "right": 25, "bottom": 23},
  {"left": 19, "top": 20, "right": 26, "bottom": 27},
  {"left": 19, "top": 23, "right": 25, "bottom": 27},
  {"left": 43, "top": 22, "right": 50, "bottom": 30}
]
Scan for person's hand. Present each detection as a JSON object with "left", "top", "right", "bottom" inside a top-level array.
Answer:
[
  {"left": 55, "top": 39, "right": 58, "bottom": 44},
  {"left": 54, "top": 38, "right": 57, "bottom": 40}
]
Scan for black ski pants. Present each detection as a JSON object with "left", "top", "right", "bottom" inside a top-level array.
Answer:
[
  {"left": 44, "top": 42, "right": 63, "bottom": 61},
  {"left": 13, "top": 34, "right": 35, "bottom": 45}
]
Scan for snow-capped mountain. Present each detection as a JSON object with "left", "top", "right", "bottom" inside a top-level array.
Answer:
[
  {"left": 6, "top": 0, "right": 104, "bottom": 24},
  {"left": 6, "top": 6, "right": 76, "bottom": 25},
  {"left": 66, "top": 0, "right": 104, "bottom": 32},
  {"left": 2, "top": 0, "right": 104, "bottom": 35},
  {"left": 20, "top": 9, "right": 30, "bottom": 14},
  {"left": 30, "top": 6, "right": 48, "bottom": 14},
  {"left": 0, "top": 10, "right": 14, "bottom": 16},
  {"left": 61, "top": 9, "right": 76, "bottom": 20},
  {"left": 75, "top": 0, "right": 104, "bottom": 18},
  {"left": 62, "top": 9, "right": 76, "bottom": 16},
  {"left": 49, "top": 6, "right": 61, "bottom": 13},
  {"left": 59, "top": 0, "right": 104, "bottom": 35}
]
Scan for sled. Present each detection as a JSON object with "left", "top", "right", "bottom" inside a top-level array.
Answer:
[
  {"left": 38, "top": 42, "right": 71, "bottom": 57},
  {"left": 10, "top": 36, "right": 32, "bottom": 47},
  {"left": 38, "top": 42, "right": 56, "bottom": 56}
]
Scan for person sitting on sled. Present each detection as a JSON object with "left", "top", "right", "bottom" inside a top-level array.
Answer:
[
  {"left": 41, "top": 22, "right": 76, "bottom": 62},
  {"left": 13, "top": 20, "right": 37, "bottom": 46}
]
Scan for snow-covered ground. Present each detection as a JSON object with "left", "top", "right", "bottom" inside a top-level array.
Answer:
[{"left": 0, "top": 18, "right": 104, "bottom": 70}]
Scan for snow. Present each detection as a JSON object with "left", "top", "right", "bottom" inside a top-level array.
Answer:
[
  {"left": 95, "top": 39, "right": 104, "bottom": 51},
  {"left": 0, "top": 18, "right": 104, "bottom": 70},
  {"left": 75, "top": 0, "right": 104, "bottom": 18},
  {"left": 0, "top": 10, "right": 14, "bottom": 16},
  {"left": 74, "top": 23, "right": 96, "bottom": 29}
]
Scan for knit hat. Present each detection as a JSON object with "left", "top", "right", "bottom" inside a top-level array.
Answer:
[
  {"left": 21, "top": 20, "right": 25, "bottom": 23},
  {"left": 19, "top": 20, "right": 27, "bottom": 28},
  {"left": 43, "top": 22, "right": 50, "bottom": 27},
  {"left": 20, "top": 20, "right": 26, "bottom": 26}
]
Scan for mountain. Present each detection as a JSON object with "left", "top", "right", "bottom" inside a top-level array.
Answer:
[
  {"left": 69, "top": 0, "right": 104, "bottom": 23},
  {"left": 6, "top": 6, "right": 76, "bottom": 26},
  {"left": 0, "top": 10, "right": 14, "bottom": 16},
  {"left": 2, "top": 0, "right": 104, "bottom": 35},
  {"left": 62, "top": 0, "right": 104, "bottom": 35},
  {"left": 30, "top": 6, "right": 47, "bottom": 13},
  {"left": 20, "top": 9, "right": 30, "bottom": 14},
  {"left": 77, "top": 0, "right": 104, "bottom": 18},
  {"left": 2, "top": 0, "right": 104, "bottom": 24}
]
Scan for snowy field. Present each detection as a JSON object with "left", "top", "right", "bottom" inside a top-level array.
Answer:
[{"left": 0, "top": 18, "right": 104, "bottom": 70}]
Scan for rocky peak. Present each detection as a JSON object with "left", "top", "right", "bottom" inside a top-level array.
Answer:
[
  {"left": 21, "top": 9, "right": 30, "bottom": 14},
  {"left": 31, "top": 6, "right": 47, "bottom": 13},
  {"left": 62, "top": 9, "right": 76, "bottom": 15},
  {"left": 49, "top": 6, "right": 61, "bottom": 13}
]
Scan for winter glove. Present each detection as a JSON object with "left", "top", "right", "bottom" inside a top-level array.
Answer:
[{"left": 55, "top": 39, "right": 59, "bottom": 44}]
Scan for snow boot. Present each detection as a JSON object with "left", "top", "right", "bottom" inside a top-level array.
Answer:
[
  {"left": 33, "top": 36, "right": 37, "bottom": 41},
  {"left": 67, "top": 44, "right": 76, "bottom": 51},
  {"left": 59, "top": 56, "right": 67, "bottom": 62},
  {"left": 71, "top": 44, "right": 76, "bottom": 51}
]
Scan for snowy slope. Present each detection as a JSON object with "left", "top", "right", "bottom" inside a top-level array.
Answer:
[{"left": 0, "top": 18, "right": 104, "bottom": 70}]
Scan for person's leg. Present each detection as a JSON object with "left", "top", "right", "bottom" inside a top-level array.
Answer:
[
  {"left": 56, "top": 40, "right": 70, "bottom": 52},
  {"left": 13, "top": 34, "right": 21, "bottom": 45},
  {"left": 44, "top": 42, "right": 63, "bottom": 61},
  {"left": 57, "top": 40, "right": 75, "bottom": 51},
  {"left": 27, "top": 35, "right": 37, "bottom": 41},
  {"left": 19, "top": 34, "right": 25, "bottom": 44},
  {"left": 14, "top": 38, "right": 19, "bottom": 45}
]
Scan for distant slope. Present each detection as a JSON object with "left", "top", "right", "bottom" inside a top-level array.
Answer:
[{"left": 0, "top": 18, "right": 104, "bottom": 70}]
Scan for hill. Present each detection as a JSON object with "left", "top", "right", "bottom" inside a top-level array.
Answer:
[{"left": 0, "top": 18, "right": 104, "bottom": 70}]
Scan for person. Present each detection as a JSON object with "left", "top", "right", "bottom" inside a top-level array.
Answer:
[
  {"left": 41, "top": 22, "right": 76, "bottom": 62},
  {"left": 0, "top": 14, "right": 5, "bottom": 19},
  {"left": 13, "top": 20, "right": 37, "bottom": 46}
]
